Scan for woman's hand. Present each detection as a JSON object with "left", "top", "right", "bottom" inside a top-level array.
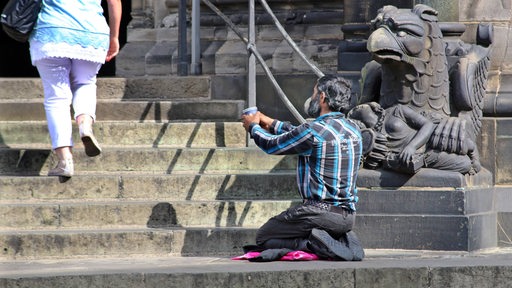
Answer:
[
  {"left": 105, "top": 0, "right": 122, "bottom": 62},
  {"left": 105, "top": 38, "right": 119, "bottom": 62}
]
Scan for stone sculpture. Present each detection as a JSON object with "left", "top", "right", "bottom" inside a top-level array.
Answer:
[{"left": 347, "top": 4, "right": 492, "bottom": 175}]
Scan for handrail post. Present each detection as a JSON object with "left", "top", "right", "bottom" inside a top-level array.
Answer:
[
  {"left": 191, "top": 0, "right": 202, "bottom": 75},
  {"left": 247, "top": 0, "right": 256, "bottom": 108},
  {"left": 178, "top": 0, "right": 189, "bottom": 76},
  {"left": 246, "top": 0, "right": 257, "bottom": 146}
]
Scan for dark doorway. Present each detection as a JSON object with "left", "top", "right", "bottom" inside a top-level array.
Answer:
[{"left": 0, "top": 0, "right": 131, "bottom": 77}]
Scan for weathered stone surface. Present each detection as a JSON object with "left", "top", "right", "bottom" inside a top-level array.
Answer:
[
  {"left": 145, "top": 42, "right": 177, "bottom": 75},
  {"left": 0, "top": 100, "right": 244, "bottom": 121},
  {"left": 0, "top": 200, "right": 296, "bottom": 230},
  {"left": 0, "top": 147, "right": 295, "bottom": 175},
  {"left": 498, "top": 212, "right": 512, "bottom": 248},
  {"left": 2, "top": 253, "right": 512, "bottom": 288},
  {"left": 0, "top": 78, "right": 43, "bottom": 100},
  {"left": 0, "top": 228, "right": 256, "bottom": 259},
  {"left": 0, "top": 173, "right": 297, "bottom": 201},
  {"left": 430, "top": 266, "right": 512, "bottom": 288},
  {"left": 355, "top": 267, "right": 429, "bottom": 288},
  {"left": 357, "top": 213, "right": 496, "bottom": 251},
  {"left": 0, "top": 176, "right": 120, "bottom": 200},
  {"left": 116, "top": 42, "right": 155, "bottom": 77},
  {"left": 459, "top": 0, "right": 512, "bottom": 21}
]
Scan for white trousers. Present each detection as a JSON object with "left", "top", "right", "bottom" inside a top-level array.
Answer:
[{"left": 35, "top": 58, "right": 102, "bottom": 149}]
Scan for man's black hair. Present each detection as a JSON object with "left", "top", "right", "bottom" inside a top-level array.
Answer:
[{"left": 316, "top": 75, "right": 352, "bottom": 114}]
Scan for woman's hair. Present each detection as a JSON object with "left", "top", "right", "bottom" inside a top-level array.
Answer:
[{"left": 316, "top": 75, "right": 352, "bottom": 113}]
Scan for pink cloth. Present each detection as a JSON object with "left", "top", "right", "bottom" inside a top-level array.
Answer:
[{"left": 232, "top": 250, "right": 319, "bottom": 261}]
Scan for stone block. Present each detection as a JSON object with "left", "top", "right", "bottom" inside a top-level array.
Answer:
[
  {"left": 0, "top": 78, "right": 43, "bottom": 100},
  {"left": 495, "top": 187, "right": 512, "bottom": 212},
  {"left": 478, "top": 118, "right": 496, "bottom": 180},
  {"left": 116, "top": 42, "right": 155, "bottom": 77},
  {"left": 0, "top": 102, "right": 45, "bottom": 121},
  {"left": 210, "top": 75, "right": 246, "bottom": 100},
  {"left": 123, "top": 76, "right": 211, "bottom": 100},
  {"left": 252, "top": 40, "right": 280, "bottom": 75},
  {"left": 496, "top": 121, "right": 512, "bottom": 184},
  {"left": 468, "top": 212, "right": 497, "bottom": 251},
  {"left": 356, "top": 212, "right": 496, "bottom": 251},
  {"left": 430, "top": 266, "right": 512, "bottom": 288},
  {"left": 487, "top": 25, "right": 512, "bottom": 72},
  {"left": 304, "top": 24, "right": 343, "bottom": 41},
  {"left": 0, "top": 176, "right": 120, "bottom": 200},
  {"left": 155, "top": 27, "right": 181, "bottom": 42},
  {"left": 214, "top": 41, "right": 248, "bottom": 74},
  {"left": 292, "top": 39, "right": 339, "bottom": 74},
  {"left": 356, "top": 168, "right": 492, "bottom": 189},
  {"left": 338, "top": 51, "right": 372, "bottom": 72},
  {"left": 126, "top": 28, "right": 157, "bottom": 42},
  {"left": 459, "top": 0, "right": 511, "bottom": 21},
  {"left": 271, "top": 40, "right": 295, "bottom": 73},
  {"left": 201, "top": 41, "right": 225, "bottom": 75},
  {"left": 355, "top": 267, "right": 429, "bottom": 288},
  {"left": 145, "top": 41, "right": 177, "bottom": 75},
  {"left": 354, "top": 167, "right": 496, "bottom": 251},
  {"left": 420, "top": 0, "right": 459, "bottom": 22},
  {"left": 497, "top": 212, "right": 512, "bottom": 248},
  {"left": 257, "top": 24, "right": 306, "bottom": 41}
]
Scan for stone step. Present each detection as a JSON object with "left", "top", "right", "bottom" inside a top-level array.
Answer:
[
  {"left": 0, "top": 173, "right": 297, "bottom": 201},
  {"left": 0, "top": 197, "right": 495, "bottom": 251},
  {"left": 0, "top": 77, "right": 211, "bottom": 101},
  {"left": 0, "top": 147, "right": 296, "bottom": 175},
  {"left": 0, "top": 173, "right": 491, "bottom": 215},
  {"left": 0, "top": 200, "right": 298, "bottom": 230},
  {"left": 2, "top": 250, "right": 512, "bottom": 288},
  {"left": 0, "top": 227, "right": 256, "bottom": 259},
  {"left": 0, "top": 207, "right": 495, "bottom": 260},
  {"left": 0, "top": 170, "right": 497, "bottom": 252},
  {"left": 0, "top": 99, "right": 245, "bottom": 121},
  {"left": 0, "top": 121, "right": 247, "bottom": 148}
]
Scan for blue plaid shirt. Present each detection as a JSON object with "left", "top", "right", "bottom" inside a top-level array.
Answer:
[{"left": 249, "top": 112, "right": 363, "bottom": 211}]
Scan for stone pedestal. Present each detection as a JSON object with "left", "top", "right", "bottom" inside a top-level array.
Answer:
[{"left": 355, "top": 168, "right": 496, "bottom": 251}]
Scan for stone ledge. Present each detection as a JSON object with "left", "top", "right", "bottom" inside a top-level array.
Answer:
[
  {"left": 357, "top": 168, "right": 493, "bottom": 189},
  {"left": 1, "top": 249, "right": 512, "bottom": 288}
]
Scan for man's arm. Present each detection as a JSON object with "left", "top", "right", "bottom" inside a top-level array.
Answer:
[
  {"left": 242, "top": 111, "right": 309, "bottom": 155},
  {"left": 251, "top": 122, "right": 313, "bottom": 155}
]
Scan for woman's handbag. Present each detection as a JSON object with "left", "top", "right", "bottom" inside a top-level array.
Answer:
[{"left": 1, "top": 0, "right": 42, "bottom": 42}]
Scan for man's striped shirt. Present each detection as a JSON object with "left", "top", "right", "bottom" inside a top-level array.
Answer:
[{"left": 249, "top": 112, "right": 363, "bottom": 211}]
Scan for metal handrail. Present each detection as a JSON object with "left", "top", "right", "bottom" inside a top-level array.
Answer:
[
  {"left": 198, "top": 0, "right": 325, "bottom": 124},
  {"left": 257, "top": 0, "right": 324, "bottom": 79}
]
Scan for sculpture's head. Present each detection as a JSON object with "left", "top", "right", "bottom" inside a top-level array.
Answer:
[
  {"left": 367, "top": 4, "right": 439, "bottom": 72},
  {"left": 347, "top": 102, "right": 384, "bottom": 131}
]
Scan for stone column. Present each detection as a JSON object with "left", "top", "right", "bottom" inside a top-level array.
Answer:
[{"left": 129, "top": 0, "right": 154, "bottom": 28}]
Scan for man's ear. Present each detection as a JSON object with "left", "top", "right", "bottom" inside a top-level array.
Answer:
[{"left": 320, "top": 92, "right": 327, "bottom": 103}]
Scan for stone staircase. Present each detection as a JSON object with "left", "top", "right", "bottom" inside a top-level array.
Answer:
[
  {"left": 0, "top": 76, "right": 302, "bottom": 260},
  {"left": 1, "top": 76, "right": 511, "bottom": 288},
  {"left": 0, "top": 76, "right": 500, "bottom": 262}
]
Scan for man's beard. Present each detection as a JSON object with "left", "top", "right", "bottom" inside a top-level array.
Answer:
[{"left": 304, "top": 96, "right": 321, "bottom": 118}]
